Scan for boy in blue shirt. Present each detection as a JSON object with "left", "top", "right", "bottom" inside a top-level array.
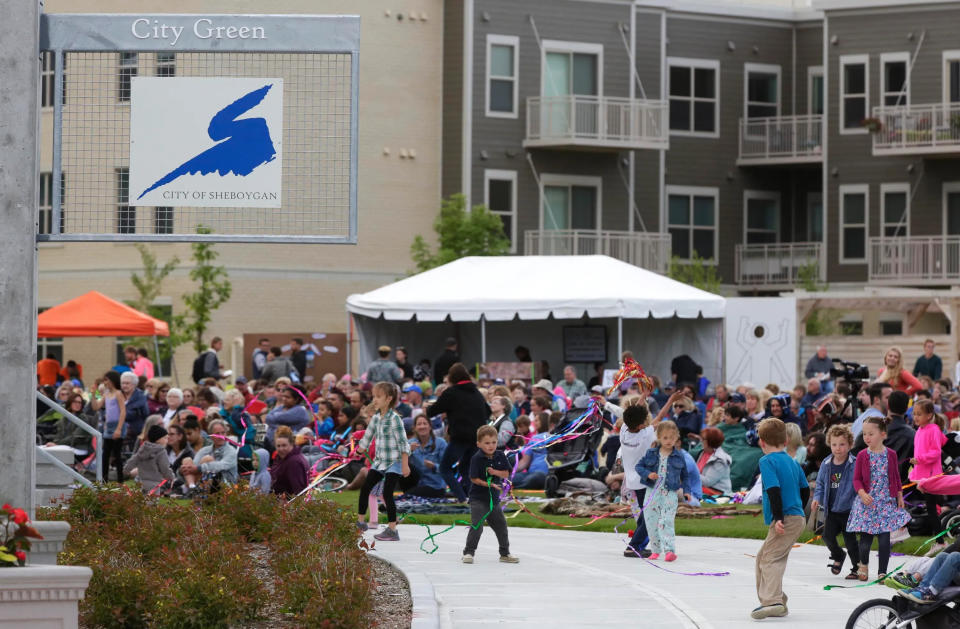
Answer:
[
  {"left": 752, "top": 418, "right": 810, "bottom": 620},
  {"left": 462, "top": 425, "right": 519, "bottom": 564}
]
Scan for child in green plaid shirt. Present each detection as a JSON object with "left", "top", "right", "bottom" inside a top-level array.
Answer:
[{"left": 356, "top": 382, "right": 410, "bottom": 541}]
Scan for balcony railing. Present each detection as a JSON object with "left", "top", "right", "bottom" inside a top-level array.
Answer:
[
  {"left": 871, "top": 103, "right": 960, "bottom": 155},
  {"left": 737, "top": 115, "right": 823, "bottom": 165},
  {"left": 524, "top": 95, "right": 669, "bottom": 151},
  {"left": 735, "top": 242, "right": 824, "bottom": 287},
  {"left": 869, "top": 236, "right": 960, "bottom": 284},
  {"left": 524, "top": 229, "right": 671, "bottom": 273}
]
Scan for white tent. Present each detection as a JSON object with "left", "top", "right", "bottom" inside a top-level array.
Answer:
[{"left": 346, "top": 255, "right": 726, "bottom": 385}]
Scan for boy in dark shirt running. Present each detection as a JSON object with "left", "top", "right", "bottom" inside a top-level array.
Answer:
[{"left": 462, "top": 425, "right": 519, "bottom": 564}]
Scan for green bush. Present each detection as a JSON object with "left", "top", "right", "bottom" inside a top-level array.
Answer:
[{"left": 47, "top": 486, "right": 373, "bottom": 629}]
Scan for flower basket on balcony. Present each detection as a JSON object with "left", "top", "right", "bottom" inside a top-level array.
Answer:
[{"left": 861, "top": 117, "right": 883, "bottom": 133}]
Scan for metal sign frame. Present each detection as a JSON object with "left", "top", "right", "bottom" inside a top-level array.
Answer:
[{"left": 38, "top": 13, "right": 360, "bottom": 244}]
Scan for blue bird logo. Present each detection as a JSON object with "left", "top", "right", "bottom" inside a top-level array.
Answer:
[{"left": 138, "top": 84, "right": 278, "bottom": 199}]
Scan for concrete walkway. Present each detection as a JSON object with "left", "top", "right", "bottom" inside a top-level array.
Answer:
[{"left": 371, "top": 525, "right": 901, "bottom": 628}]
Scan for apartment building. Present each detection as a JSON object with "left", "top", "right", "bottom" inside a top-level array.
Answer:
[
  {"left": 443, "top": 0, "right": 960, "bottom": 298},
  {"left": 36, "top": 0, "right": 443, "bottom": 383}
]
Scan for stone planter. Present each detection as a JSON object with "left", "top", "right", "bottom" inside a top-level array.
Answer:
[{"left": 0, "top": 565, "right": 91, "bottom": 628}]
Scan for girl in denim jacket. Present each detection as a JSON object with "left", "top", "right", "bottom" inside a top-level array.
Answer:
[{"left": 637, "top": 421, "right": 690, "bottom": 562}]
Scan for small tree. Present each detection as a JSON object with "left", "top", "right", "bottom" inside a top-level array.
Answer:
[
  {"left": 128, "top": 244, "right": 180, "bottom": 365},
  {"left": 667, "top": 254, "right": 721, "bottom": 294},
  {"left": 798, "top": 261, "right": 828, "bottom": 292},
  {"left": 410, "top": 193, "right": 511, "bottom": 273},
  {"left": 805, "top": 308, "right": 845, "bottom": 336},
  {"left": 173, "top": 225, "right": 233, "bottom": 354}
]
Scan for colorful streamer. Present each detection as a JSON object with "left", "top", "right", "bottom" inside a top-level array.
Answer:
[{"left": 606, "top": 357, "right": 655, "bottom": 397}]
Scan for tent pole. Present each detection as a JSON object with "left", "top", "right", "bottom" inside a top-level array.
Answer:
[
  {"left": 617, "top": 317, "right": 623, "bottom": 361},
  {"left": 346, "top": 312, "right": 353, "bottom": 377},
  {"left": 480, "top": 315, "right": 487, "bottom": 365},
  {"left": 153, "top": 336, "right": 162, "bottom": 378}
]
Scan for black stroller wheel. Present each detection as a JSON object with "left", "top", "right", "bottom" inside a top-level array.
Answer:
[
  {"left": 941, "top": 510, "right": 960, "bottom": 542},
  {"left": 845, "top": 598, "right": 913, "bottom": 629},
  {"left": 544, "top": 474, "right": 559, "bottom": 498}
]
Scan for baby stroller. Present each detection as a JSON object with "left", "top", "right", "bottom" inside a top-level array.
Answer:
[
  {"left": 543, "top": 403, "right": 604, "bottom": 498},
  {"left": 907, "top": 433, "right": 960, "bottom": 538},
  {"left": 846, "top": 588, "right": 960, "bottom": 629}
]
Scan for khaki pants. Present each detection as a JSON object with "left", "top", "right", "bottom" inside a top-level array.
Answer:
[{"left": 755, "top": 515, "right": 805, "bottom": 607}]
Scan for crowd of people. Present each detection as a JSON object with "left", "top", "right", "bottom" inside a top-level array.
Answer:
[{"left": 36, "top": 334, "right": 960, "bottom": 617}]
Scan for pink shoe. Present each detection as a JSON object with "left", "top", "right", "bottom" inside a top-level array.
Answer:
[
  {"left": 648, "top": 553, "right": 659, "bottom": 560},
  {"left": 665, "top": 552, "right": 677, "bottom": 562}
]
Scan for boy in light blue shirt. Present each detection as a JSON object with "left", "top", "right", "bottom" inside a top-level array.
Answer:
[{"left": 752, "top": 418, "right": 810, "bottom": 621}]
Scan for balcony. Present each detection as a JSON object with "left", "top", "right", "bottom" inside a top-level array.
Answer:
[
  {"left": 871, "top": 103, "right": 960, "bottom": 156},
  {"left": 524, "top": 229, "right": 671, "bottom": 273},
  {"left": 524, "top": 96, "right": 669, "bottom": 151},
  {"left": 869, "top": 236, "right": 960, "bottom": 285},
  {"left": 735, "top": 242, "right": 824, "bottom": 289},
  {"left": 737, "top": 115, "right": 823, "bottom": 165}
]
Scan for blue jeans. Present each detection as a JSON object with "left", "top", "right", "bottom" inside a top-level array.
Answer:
[
  {"left": 440, "top": 441, "right": 476, "bottom": 502},
  {"left": 921, "top": 551, "right": 960, "bottom": 593},
  {"left": 513, "top": 470, "right": 546, "bottom": 489},
  {"left": 629, "top": 488, "right": 649, "bottom": 550}
]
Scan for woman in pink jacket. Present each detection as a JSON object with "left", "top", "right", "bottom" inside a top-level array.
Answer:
[{"left": 911, "top": 399, "right": 947, "bottom": 545}]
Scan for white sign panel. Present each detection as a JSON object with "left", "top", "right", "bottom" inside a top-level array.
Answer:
[
  {"left": 725, "top": 297, "right": 797, "bottom": 390},
  {"left": 129, "top": 77, "right": 283, "bottom": 208}
]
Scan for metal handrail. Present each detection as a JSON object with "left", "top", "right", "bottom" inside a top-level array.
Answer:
[
  {"left": 36, "top": 446, "right": 93, "bottom": 489},
  {"left": 36, "top": 391, "right": 102, "bottom": 482},
  {"left": 871, "top": 103, "right": 960, "bottom": 152},
  {"left": 738, "top": 114, "right": 823, "bottom": 161}
]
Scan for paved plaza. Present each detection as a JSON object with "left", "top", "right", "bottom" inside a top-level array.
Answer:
[{"left": 373, "top": 525, "right": 898, "bottom": 628}]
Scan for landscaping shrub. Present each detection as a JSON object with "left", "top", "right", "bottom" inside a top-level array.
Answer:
[{"left": 46, "top": 486, "right": 373, "bottom": 628}]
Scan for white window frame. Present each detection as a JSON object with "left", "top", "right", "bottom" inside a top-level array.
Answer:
[
  {"left": 743, "top": 63, "right": 781, "bottom": 120},
  {"left": 155, "top": 51, "right": 176, "bottom": 77},
  {"left": 880, "top": 182, "right": 910, "bottom": 239},
  {"left": 540, "top": 40, "right": 604, "bottom": 98},
  {"left": 539, "top": 173, "right": 602, "bottom": 232},
  {"left": 117, "top": 52, "right": 138, "bottom": 103},
  {"left": 807, "top": 65, "right": 823, "bottom": 116},
  {"left": 943, "top": 50, "right": 960, "bottom": 104},
  {"left": 486, "top": 34, "right": 519, "bottom": 119},
  {"left": 807, "top": 191, "right": 823, "bottom": 242},
  {"left": 40, "top": 51, "right": 54, "bottom": 109},
  {"left": 665, "top": 185, "right": 719, "bottom": 263},
  {"left": 941, "top": 181, "right": 960, "bottom": 235},
  {"left": 38, "top": 172, "right": 52, "bottom": 235},
  {"left": 484, "top": 169, "right": 518, "bottom": 252},
  {"left": 839, "top": 183, "right": 869, "bottom": 264},
  {"left": 880, "top": 52, "right": 910, "bottom": 108},
  {"left": 743, "top": 190, "right": 781, "bottom": 245},
  {"left": 840, "top": 54, "right": 869, "bottom": 135},
  {"left": 666, "top": 57, "right": 720, "bottom": 139}
]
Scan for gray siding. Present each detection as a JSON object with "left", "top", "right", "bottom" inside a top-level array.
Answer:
[
  {"left": 633, "top": 8, "right": 665, "bottom": 234},
  {"left": 442, "top": 0, "right": 464, "bottom": 198},
  {"left": 825, "top": 6, "right": 960, "bottom": 283},
  {"left": 663, "top": 16, "right": 799, "bottom": 284},
  {"left": 470, "top": 0, "right": 634, "bottom": 250},
  {"left": 796, "top": 22, "right": 823, "bottom": 116}
]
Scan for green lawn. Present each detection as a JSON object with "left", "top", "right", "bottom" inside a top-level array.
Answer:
[{"left": 322, "top": 490, "right": 935, "bottom": 555}]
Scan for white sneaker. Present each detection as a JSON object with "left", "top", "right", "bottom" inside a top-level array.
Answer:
[
  {"left": 891, "top": 527, "right": 910, "bottom": 544},
  {"left": 462, "top": 554, "right": 474, "bottom": 564},
  {"left": 925, "top": 541, "right": 949, "bottom": 557},
  {"left": 499, "top": 555, "right": 519, "bottom": 563}
]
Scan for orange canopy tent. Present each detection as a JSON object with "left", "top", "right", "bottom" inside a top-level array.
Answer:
[{"left": 38, "top": 291, "right": 170, "bottom": 376}]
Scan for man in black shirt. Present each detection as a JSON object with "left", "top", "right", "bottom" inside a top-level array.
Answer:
[
  {"left": 462, "top": 425, "right": 517, "bottom": 564},
  {"left": 670, "top": 354, "right": 701, "bottom": 387},
  {"left": 290, "top": 337, "right": 307, "bottom": 383},
  {"left": 434, "top": 337, "right": 460, "bottom": 383}
]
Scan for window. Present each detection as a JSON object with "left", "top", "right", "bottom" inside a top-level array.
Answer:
[
  {"left": 840, "top": 55, "right": 868, "bottom": 133},
  {"left": 118, "top": 52, "right": 138, "bottom": 102},
  {"left": 840, "top": 320, "right": 864, "bottom": 336},
  {"left": 666, "top": 186, "right": 717, "bottom": 261},
  {"left": 808, "top": 66, "right": 824, "bottom": 115},
  {"left": 840, "top": 184, "right": 869, "bottom": 263},
  {"left": 944, "top": 51, "right": 960, "bottom": 104},
  {"left": 880, "top": 320, "right": 903, "bottom": 336},
  {"left": 116, "top": 168, "right": 135, "bottom": 234},
  {"left": 484, "top": 170, "right": 517, "bottom": 251},
  {"left": 880, "top": 52, "right": 909, "bottom": 107},
  {"left": 744, "top": 191, "right": 780, "bottom": 244},
  {"left": 542, "top": 42, "right": 600, "bottom": 98},
  {"left": 540, "top": 175, "right": 601, "bottom": 232},
  {"left": 155, "top": 207, "right": 174, "bottom": 235},
  {"left": 942, "top": 182, "right": 960, "bottom": 236},
  {"left": 38, "top": 172, "right": 52, "bottom": 235},
  {"left": 744, "top": 63, "right": 780, "bottom": 119},
  {"left": 41, "top": 51, "right": 54, "bottom": 108},
  {"left": 486, "top": 35, "right": 518, "bottom": 118},
  {"left": 881, "top": 183, "right": 909, "bottom": 238},
  {"left": 667, "top": 58, "right": 719, "bottom": 136},
  {"left": 156, "top": 52, "right": 176, "bottom": 77}
]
